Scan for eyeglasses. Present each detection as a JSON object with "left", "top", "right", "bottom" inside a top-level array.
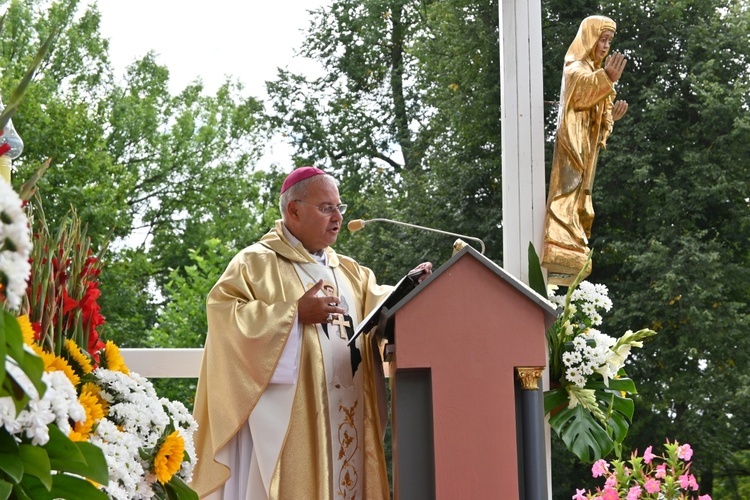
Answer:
[{"left": 294, "top": 199, "right": 348, "bottom": 215}]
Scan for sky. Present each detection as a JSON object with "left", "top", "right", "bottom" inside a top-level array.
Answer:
[{"left": 95, "top": 0, "right": 328, "bottom": 167}]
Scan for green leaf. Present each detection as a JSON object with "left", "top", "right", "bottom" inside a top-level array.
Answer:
[
  {"left": 15, "top": 351, "right": 46, "bottom": 400},
  {"left": 49, "top": 474, "right": 109, "bottom": 500},
  {"left": 605, "top": 406, "right": 631, "bottom": 444},
  {"left": 0, "top": 314, "right": 6, "bottom": 383},
  {"left": 606, "top": 391, "right": 635, "bottom": 422},
  {"left": 543, "top": 387, "right": 569, "bottom": 414},
  {"left": 49, "top": 441, "right": 109, "bottom": 486},
  {"left": 165, "top": 475, "right": 199, "bottom": 500},
  {"left": 589, "top": 376, "right": 638, "bottom": 395},
  {"left": 549, "top": 403, "right": 614, "bottom": 463},
  {"left": 44, "top": 425, "right": 109, "bottom": 484},
  {"left": 18, "top": 444, "right": 51, "bottom": 491},
  {"left": 0, "top": 479, "right": 11, "bottom": 500},
  {"left": 0, "top": 429, "right": 22, "bottom": 483},
  {"left": 527, "top": 242, "right": 547, "bottom": 297},
  {"left": 19, "top": 473, "right": 108, "bottom": 500},
  {"left": 13, "top": 477, "right": 36, "bottom": 500},
  {"left": 2, "top": 311, "right": 24, "bottom": 362}
]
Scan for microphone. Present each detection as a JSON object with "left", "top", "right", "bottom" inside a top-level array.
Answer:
[{"left": 347, "top": 218, "right": 486, "bottom": 255}]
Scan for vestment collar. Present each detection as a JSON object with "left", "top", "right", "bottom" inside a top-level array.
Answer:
[{"left": 259, "top": 220, "right": 339, "bottom": 267}]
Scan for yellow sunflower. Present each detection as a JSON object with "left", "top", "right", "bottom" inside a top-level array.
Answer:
[
  {"left": 31, "top": 345, "right": 80, "bottom": 387},
  {"left": 64, "top": 338, "right": 94, "bottom": 375},
  {"left": 69, "top": 391, "right": 105, "bottom": 442},
  {"left": 102, "top": 340, "right": 129, "bottom": 374},
  {"left": 16, "top": 314, "right": 35, "bottom": 345},
  {"left": 80, "top": 382, "right": 109, "bottom": 414},
  {"left": 153, "top": 431, "right": 185, "bottom": 484}
]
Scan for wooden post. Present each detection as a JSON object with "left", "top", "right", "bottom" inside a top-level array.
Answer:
[
  {"left": 499, "top": 1, "right": 551, "bottom": 497},
  {"left": 499, "top": 0, "right": 546, "bottom": 282}
]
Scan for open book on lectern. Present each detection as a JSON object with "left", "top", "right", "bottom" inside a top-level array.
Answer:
[{"left": 347, "top": 267, "right": 426, "bottom": 346}]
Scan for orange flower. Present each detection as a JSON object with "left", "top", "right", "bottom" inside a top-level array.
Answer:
[{"left": 153, "top": 431, "right": 185, "bottom": 484}]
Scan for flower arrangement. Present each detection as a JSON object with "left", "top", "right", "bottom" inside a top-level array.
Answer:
[
  {"left": 1, "top": 178, "right": 199, "bottom": 499},
  {"left": 543, "top": 262, "right": 656, "bottom": 463},
  {"left": 573, "top": 440, "right": 711, "bottom": 499}
]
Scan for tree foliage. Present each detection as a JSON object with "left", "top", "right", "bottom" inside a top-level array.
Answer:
[
  {"left": 1, "top": 0, "right": 271, "bottom": 351},
  {"left": 267, "top": 0, "right": 503, "bottom": 282}
]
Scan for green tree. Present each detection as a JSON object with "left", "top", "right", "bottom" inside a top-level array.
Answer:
[
  {"left": 267, "top": 0, "right": 503, "bottom": 283},
  {"left": 1, "top": 0, "right": 270, "bottom": 352}
]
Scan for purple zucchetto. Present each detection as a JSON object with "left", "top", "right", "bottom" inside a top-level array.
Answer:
[{"left": 280, "top": 166, "right": 327, "bottom": 193}]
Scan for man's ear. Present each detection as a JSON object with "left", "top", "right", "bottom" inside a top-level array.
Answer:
[{"left": 286, "top": 200, "right": 301, "bottom": 222}]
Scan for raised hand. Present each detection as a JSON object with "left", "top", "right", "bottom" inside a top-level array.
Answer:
[
  {"left": 612, "top": 100, "right": 629, "bottom": 121},
  {"left": 604, "top": 52, "right": 627, "bottom": 83}
]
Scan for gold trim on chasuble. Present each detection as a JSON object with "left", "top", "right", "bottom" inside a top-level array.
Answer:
[{"left": 271, "top": 261, "right": 365, "bottom": 500}]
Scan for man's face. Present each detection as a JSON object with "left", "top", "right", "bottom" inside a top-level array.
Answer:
[
  {"left": 595, "top": 30, "right": 614, "bottom": 62},
  {"left": 288, "top": 178, "right": 343, "bottom": 253}
]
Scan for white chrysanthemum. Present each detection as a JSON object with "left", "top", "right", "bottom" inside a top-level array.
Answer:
[
  {"left": 565, "top": 366, "right": 587, "bottom": 387},
  {"left": 562, "top": 351, "right": 578, "bottom": 366},
  {"left": 0, "top": 396, "right": 20, "bottom": 434},
  {"left": 16, "top": 399, "right": 55, "bottom": 446},
  {"left": 0, "top": 181, "right": 32, "bottom": 310},
  {"left": 581, "top": 301, "right": 597, "bottom": 317},
  {"left": 43, "top": 371, "right": 85, "bottom": 433},
  {"left": 579, "top": 363, "right": 594, "bottom": 376},
  {"left": 92, "top": 419, "right": 149, "bottom": 499},
  {"left": 572, "top": 336, "right": 587, "bottom": 349}
]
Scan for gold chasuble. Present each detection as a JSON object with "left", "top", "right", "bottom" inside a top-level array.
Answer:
[{"left": 191, "top": 221, "right": 392, "bottom": 499}]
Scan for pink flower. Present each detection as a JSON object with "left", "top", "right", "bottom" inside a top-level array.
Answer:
[
  {"left": 573, "top": 489, "right": 587, "bottom": 500},
  {"left": 687, "top": 474, "right": 699, "bottom": 490},
  {"left": 678, "top": 473, "right": 691, "bottom": 489},
  {"left": 602, "top": 486, "right": 619, "bottom": 500},
  {"left": 698, "top": 495, "right": 712, "bottom": 500},
  {"left": 644, "top": 478, "right": 661, "bottom": 493},
  {"left": 626, "top": 485, "right": 642, "bottom": 500},
  {"left": 605, "top": 475, "right": 617, "bottom": 488},
  {"left": 592, "top": 459, "right": 609, "bottom": 478},
  {"left": 643, "top": 446, "right": 655, "bottom": 464},
  {"left": 677, "top": 443, "right": 693, "bottom": 461},
  {"left": 655, "top": 463, "right": 667, "bottom": 479}
]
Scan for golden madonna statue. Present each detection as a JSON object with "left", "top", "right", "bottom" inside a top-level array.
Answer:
[{"left": 541, "top": 15, "right": 628, "bottom": 285}]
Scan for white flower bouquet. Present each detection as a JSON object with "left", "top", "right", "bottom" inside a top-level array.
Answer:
[{"left": 544, "top": 268, "right": 656, "bottom": 463}]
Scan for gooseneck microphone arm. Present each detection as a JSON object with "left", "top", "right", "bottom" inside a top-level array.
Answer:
[{"left": 347, "top": 218, "right": 486, "bottom": 255}]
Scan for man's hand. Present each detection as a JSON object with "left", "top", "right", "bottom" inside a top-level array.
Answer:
[
  {"left": 612, "top": 100, "right": 629, "bottom": 121},
  {"left": 409, "top": 262, "right": 433, "bottom": 283},
  {"left": 604, "top": 52, "right": 627, "bottom": 83},
  {"left": 298, "top": 280, "right": 346, "bottom": 325}
]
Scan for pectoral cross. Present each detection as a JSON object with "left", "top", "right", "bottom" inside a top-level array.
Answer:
[{"left": 331, "top": 314, "right": 351, "bottom": 340}]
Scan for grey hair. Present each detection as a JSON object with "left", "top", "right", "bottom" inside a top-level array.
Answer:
[{"left": 279, "top": 174, "right": 337, "bottom": 221}]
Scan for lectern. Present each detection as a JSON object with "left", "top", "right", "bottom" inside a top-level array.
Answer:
[{"left": 379, "top": 246, "right": 557, "bottom": 499}]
